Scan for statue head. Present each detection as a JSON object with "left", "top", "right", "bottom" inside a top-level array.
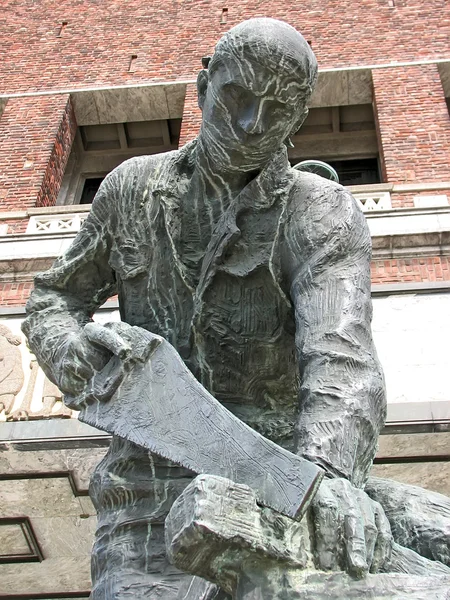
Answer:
[{"left": 197, "top": 18, "right": 318, "bottom": 173}]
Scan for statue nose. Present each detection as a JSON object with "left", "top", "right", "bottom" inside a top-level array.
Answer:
[{"left": 238, "top": 98, "right": 265, "bottom": 135}]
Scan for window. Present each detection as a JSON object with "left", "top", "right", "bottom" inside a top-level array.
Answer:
[
  {"left": 437, "top": 62, "right": 450, "bottom": 118},
  {"left": 57, "top": 119, "right": 181, "bottom": 205},
  {"left": 327, "top": 158, "right": 381, "bottom": 186},
  {"left": 289, "top": 104, "right": 382, "bottom": 184},
  {"left": 79, "top": 177, "right": 104, "bottom": 204}
]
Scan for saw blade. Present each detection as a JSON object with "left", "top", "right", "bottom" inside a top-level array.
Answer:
[{"left": 77, "top": 331, "right": 323, "bottom": 519}]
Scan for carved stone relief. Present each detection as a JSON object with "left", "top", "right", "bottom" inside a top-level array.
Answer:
[
  {"left": 0, "top": 320, "right": 72, "bottom": 422},
  {"left": 0, "top": 323, "right": 24, "bottom": 417}
]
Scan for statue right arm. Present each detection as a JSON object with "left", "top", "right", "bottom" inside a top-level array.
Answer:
[{"left": 22, "top": 172, "right": 119, "bottom": 393}]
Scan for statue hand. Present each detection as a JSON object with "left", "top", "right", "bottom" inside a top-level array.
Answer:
[
  {"left": 56, "top": 322, "right": 137, "bottom": 397},
  {"left": 310, "top": 477, "right": 393, "bottom": 578}
]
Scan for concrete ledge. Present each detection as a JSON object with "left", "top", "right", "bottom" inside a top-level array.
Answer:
[
  {"left": 28, "top": 205, "right": 92, "bottom": 216},
  {"left": 367, "top": 206, "right": 450, "bottom": 235},
  {"left": 371, "top": 233, "right": 450, "bottom": 258},
  {"left": 0, "top": 210, "right": 28, "bottom": 220},
  {"left": 0, "top": 283, "right": 447, "bottom": 317},
  {"left": 372, "top": 281, "right": 450, "bottom": 295},
  {"left": 0, "top": 224, "right": 449, "bottom": 265},
  {"left": 1, "top": 405, "right": 449, "bottom": 445},
  {"left": 0, "top": 298, "right": 119, "bottom": 316},
  {"left": 0, "top": 419, "right": 109, "bottom": 445},
  {"left": 386, "top": 400, "right": 450, "bottom": 424},
  {"left": 0, "top": 235, "right": 76, "bottom": 261},
  {"left": 393, "top": 181, "right": 450, "bottom": 193}
]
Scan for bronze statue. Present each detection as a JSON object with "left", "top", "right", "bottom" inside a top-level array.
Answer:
[{"left": 23, "top": 18, "right": 449, "bottom": 599}]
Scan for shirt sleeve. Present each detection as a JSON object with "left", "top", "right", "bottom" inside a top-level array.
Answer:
[
  {"left": 283, "top": 180, "right": 386, "bottom": 488},
  {"left": 22, "top": 172, "right": 118, "bottom": 386}
]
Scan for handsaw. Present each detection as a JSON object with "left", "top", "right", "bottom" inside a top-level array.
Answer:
[{"left": 65, "top": 325, "right": 323, "bottom": 519}]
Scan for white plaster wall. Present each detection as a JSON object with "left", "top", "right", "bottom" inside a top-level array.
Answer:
[
  {"left": 372, "top": 292, "right": 450, "bottom": 420},
  {"left": 2, "top": 295, "right": 449, "bottom": 423}
]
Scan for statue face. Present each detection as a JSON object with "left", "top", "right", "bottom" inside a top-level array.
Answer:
[{"left": 199, "top": 56, "right": 308, "bottom": 173}]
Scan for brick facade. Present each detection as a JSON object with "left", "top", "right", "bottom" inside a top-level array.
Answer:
[
  {"left": 371, "top": 257, "right": 450, "bottom": 284},
  {"left": 0, "top": 281, "right": 34, "bottom": 306},
  {"left": 1, "top": 0, "right": 449, "bottom": 94},
  {"left": 1, "top": 8, "right": 450, "bottom": 596},
  {"left": 373, "top": 64, "right": 450, "bottom": 185},
  {"left": 0, "top": 94, "right": 76, "bottom": 211},
  {"left": 0, "top": 1, "right": 449, "bottom": 301},
  {"left": 0, "top": 218, "right": 28, "bottom": 235},
  {"left": 37, "top": 96, "right": 77, "bottom": 208},
  {"left": 0, "top": 256, "right": 448, "bottom": 307},
  {"left": 1, "top": 2, "right": 448, "bottom": 215},
  {"left": 178, "top": 83, "right": 202, "bottom": 147}
]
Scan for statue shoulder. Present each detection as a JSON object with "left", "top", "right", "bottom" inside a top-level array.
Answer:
[
  {"left": 87, "top": 145, "right": 194, "bottom": 244},
  {"left": 285, "top": 169, "right": 369, "bottom": 250},
  {"left": 98, "top": 139, "right": 197, "bottom": 209},
  {"left": 101, "top": 150, "right": 181, "bottom": 203}
]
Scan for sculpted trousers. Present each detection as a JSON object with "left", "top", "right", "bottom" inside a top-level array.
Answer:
[{"left": 89, "top": 436, "right": 228, "bottom": 600}]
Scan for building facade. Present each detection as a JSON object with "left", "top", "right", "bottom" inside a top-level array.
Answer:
[{"left": 1, "top": 1, "right": 449, "bottom": 596}]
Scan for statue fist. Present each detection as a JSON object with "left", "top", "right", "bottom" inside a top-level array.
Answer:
[
  {"left": 310, "top": 477, "right": 393, "bottom": 578},
  {"left": 56, "top": 321, "right": 136, "bottom": 397}
]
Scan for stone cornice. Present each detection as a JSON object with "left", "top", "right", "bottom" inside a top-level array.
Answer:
[
  {"left": 0, "top": 204, "right": 92, "bottom": 221},
  {"left": 0, "top": 206, "right": 449, "bottom": 275},
  {"left": 1, "top": 185, "right": 449, "bottom": 222},
  {"left": 371, "top": 231, "right": 450, "bottom": 259}
]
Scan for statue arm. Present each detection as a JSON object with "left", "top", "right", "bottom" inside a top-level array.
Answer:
[
  {"left": 22, "top": 174, "right": 118, "bottom": 387},
  {"left": 284, "top": 182, "right": 386, "bottom": 488}
]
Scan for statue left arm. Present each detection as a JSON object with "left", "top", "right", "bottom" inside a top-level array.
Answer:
[
  {"left": 282, "top": 178, "right": 392, "bottom": 576},
  {"left": 283, "top": 180, "right": 386, "bottom": 488}
]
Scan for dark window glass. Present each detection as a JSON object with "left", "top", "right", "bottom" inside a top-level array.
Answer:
[
  {"left": 327, "top": 158, "right": 381, "bottom": 186},
  {"left": 80, "top": 177, "right": 104, "bottom": 204}
]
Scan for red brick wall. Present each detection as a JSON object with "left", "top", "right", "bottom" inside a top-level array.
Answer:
[
  {"left": 179, "top": 83, "right": 202, "bottom": 147},
  {"left": 0, "top": 256, "right": 448, "bottom": 307},
  {"left": 0, "top": 94, "right": 76, "bottom": 211},
  {"left": 1, "top": 2, "right": 449, "bottom": 208},
  {"left": 371, "top": 257, "right": 450, "bottom": 284},
  {"left": 373, "top": 65, "right": 450, "bottom": 186},
  {"left": 390, "top": 193, "right": 414, "bottom": 209},
  {"left": 0, "top": 281, "right": 34, "bottom": 306},
  {"left": 390, "top": 190, "right": 450, "bottom": 209},
  {"left": 1, "top": 2, "right": 449, "bottom": 311},
  {"left": 0, "top": 219, "right": 28, "bottom": 235},
  {"left": 1, "top": 0, "right": 449, "bottom": 94},
  {"left": 37, "top": 97, "right": 76, "bottom": 208}
]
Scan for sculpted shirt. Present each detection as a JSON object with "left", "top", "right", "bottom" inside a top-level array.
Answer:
[{"left": 23, "top": 139, "right": 386, "bottom": 488}]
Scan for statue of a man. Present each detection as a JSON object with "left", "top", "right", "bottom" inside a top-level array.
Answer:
[{"left": 22, "top": 18, "right": 449, "bottom": 599}]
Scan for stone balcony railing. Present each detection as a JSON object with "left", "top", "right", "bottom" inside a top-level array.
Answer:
[
  {"left": 24, "top": 190, "right": 391, "bottom": 237},
  {"left": 353, "top": 191, "right": 392, "bottom": 211},
  {"left": 0, "top": 186, "right": 449, "bottom": 268},
  {"left": 16, "top": 184, "right": 396, "bottom": 235},
  {"left": 24, "top": 193, "right": 391, "bottom": 238},
  {"left": 26, "top": 212, "right": 88, "bottom": 235},
  {"left": 1, "top": 181, "right": 450, "bottom": 241}
]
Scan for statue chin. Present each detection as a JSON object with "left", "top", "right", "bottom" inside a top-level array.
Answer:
[
  {"left": 204, "top": 143, "right": 274, "bottom": 176},
  {"left": 199, "top": 128, "right": 275, "bottom": 175}
]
